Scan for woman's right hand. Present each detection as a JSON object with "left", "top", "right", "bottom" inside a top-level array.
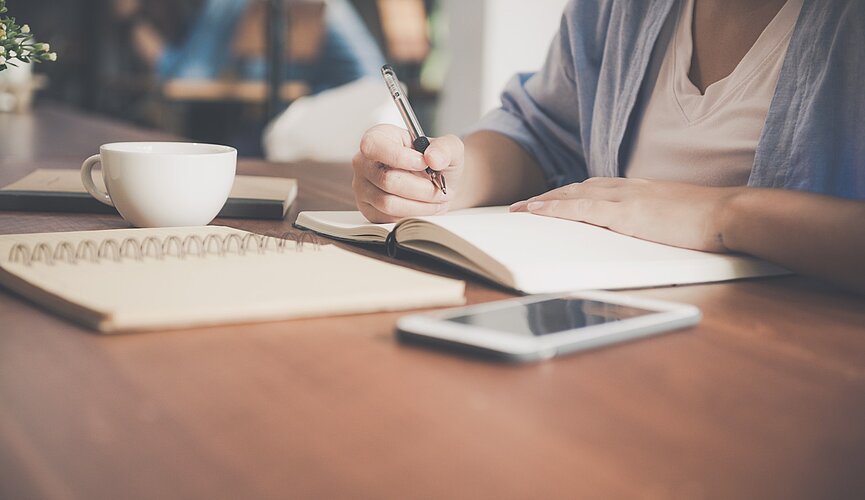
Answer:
[{"left": 352, "top": 124, "right": 464, "bottom": 223}]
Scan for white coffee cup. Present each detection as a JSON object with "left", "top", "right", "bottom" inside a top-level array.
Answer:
[{"left": 81, "top": 142, "right": 237, "bottom": 227}]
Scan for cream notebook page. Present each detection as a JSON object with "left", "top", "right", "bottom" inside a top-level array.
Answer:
[
  {"left": 0, "top": 226, "right": 465, "bottom": 332},
  {"left": 396, "top": 212, "right": 788, "bottom": 292}
]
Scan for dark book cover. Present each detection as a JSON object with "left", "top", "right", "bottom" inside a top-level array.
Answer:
[{"left": 0, "top": 170, "right": 297, "bottom": 220}]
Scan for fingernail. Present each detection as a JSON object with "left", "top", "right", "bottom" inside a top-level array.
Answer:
[
  {"left": 527, "top": 201, "right": 546, "bottom": 211},
  {"left": 509, "top": 200, "right": 528, "bottom": 212}
]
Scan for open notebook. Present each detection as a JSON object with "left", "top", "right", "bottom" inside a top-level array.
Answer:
[
  {"left": 296, "top": 207, "right": 789, "bottom": 293},
  {"left": 0, "top": 226, "right": 465, "bottom": 333}
]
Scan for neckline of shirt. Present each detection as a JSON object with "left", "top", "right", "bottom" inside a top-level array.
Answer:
[{"left": 671, "top": 0, "right": 803, "bottom": 124}]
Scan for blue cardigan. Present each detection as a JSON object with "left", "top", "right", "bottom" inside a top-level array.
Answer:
[{"left": 475, "top": 0, "right": 865, "bottom": 199}]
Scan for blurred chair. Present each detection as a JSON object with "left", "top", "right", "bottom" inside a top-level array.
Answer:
[
  {"left": 260, "top": 0, "right": 434, "bottom": 162},
  {"left": 159, "top": 0, "right": 397, "bottom": 154},
  {"left": 160, "top": 0, "right": 324, "bottom": 104},
  {"left": 160, "top": 0, "right": 391, "bottom": 102},
  {"left": 93, "top": 0, "right": 431, "bottom": 155}
]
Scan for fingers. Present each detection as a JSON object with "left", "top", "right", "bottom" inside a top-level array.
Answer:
[
  {"left": 507, "top": 177, "right": 633, "bottom": 226},
  {"left": 354, "top": 126, "right": 464, "bottom": 221},
  {"left": 424, "top": 134, "right": 464, "bottom": 172},
  {"left": 358, "top": 201, "right": 400, "bottom": 224},
  {"left": 509, "top": 178, "right": 625, "bottom": 212},
  {"left": 352, "top": 167, "right": 449, "bottom": 223},
  {"left": 526, "top": 198, "right": 620, "bottom": 228},
  {"left": 353, "top": 153, "right": 446, "bottom": 203},
  {"left": 355, "top": 177, "right": 449, "bottom": 222},
  {"left": 359, "top": 124, "right": 429, "bottom": 172},
  {"left": 531, "top": 180, "right": 624, "bottom": 203}
]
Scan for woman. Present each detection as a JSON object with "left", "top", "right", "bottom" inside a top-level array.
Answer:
[{"left": 351, "top": 0, "right": 865, "bottom": 293}]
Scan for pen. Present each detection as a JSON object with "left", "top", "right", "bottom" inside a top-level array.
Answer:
[{"left": 380, "top": 64, "right": 447, "bottom": 194}]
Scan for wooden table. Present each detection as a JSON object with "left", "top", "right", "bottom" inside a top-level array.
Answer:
[{"left": 1, "top": 106, "right": 864, "bottom": 500}]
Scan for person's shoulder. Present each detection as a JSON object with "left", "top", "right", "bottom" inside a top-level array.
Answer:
[
  {"left": 561, "top": 0, "right": 614, "bottom": 27},
  {"left": 558, "top": 0, "right": 667, "bottom": 55},
  {"left": 833, "top": 0, "right": 865, "bottom": 28},
  {"left": 562, "top": 0, "right": 658, "bottom": 22},
  {"left": 555, "top": 0, "right": 614, "bottom": 55},
  {"left": 837, "top": 0, "right": 865, "bottom": 14},
  {"left": 802, "top": 0, "right": 865, "bottom": 28}
]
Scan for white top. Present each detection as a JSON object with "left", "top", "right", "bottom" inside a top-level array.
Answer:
[{"left": 624, "top": 0, "right": 803, "bottom": 186}]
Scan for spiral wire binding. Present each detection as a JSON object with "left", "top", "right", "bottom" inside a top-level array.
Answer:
[{"left": 7, "top": 229, "right": 321, "bottom": 267}]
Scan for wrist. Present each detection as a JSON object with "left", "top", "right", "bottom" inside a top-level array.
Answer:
[{"left": 716, "top": 187, "right": 752, "bottom": 253}]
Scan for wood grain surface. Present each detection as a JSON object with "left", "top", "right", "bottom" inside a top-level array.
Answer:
[{"left": 1, "top": 105, "right": 864, "bottom": 500}]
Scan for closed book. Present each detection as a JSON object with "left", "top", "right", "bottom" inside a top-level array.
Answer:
[{"left": 0, "top": 169, "right": 297, "bottom": 219}]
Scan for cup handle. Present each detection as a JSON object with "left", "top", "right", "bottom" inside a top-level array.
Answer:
[{"left": 80, "top": 154, "right": 113, "bottom": 206}]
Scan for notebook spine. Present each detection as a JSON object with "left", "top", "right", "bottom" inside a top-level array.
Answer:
[{"left": 7, "top": 230, "right": 321, "bottom": 267}]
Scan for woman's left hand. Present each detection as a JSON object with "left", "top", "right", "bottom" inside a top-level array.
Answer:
[{"left": 510, "top": 177, "right": 745, "bottom": 252}]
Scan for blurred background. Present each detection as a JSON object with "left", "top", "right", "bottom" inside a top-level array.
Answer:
[{"left": 2, "top": 0, "right": 568, "bottom": 159}]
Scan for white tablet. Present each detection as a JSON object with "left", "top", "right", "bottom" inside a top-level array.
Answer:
[{"left": 396, "top": 291, "right": 701, "bottom": 362}]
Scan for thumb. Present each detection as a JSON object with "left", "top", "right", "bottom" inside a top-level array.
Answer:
[{"left": 424, "top": 134, "right": 464, "bottom": 172}]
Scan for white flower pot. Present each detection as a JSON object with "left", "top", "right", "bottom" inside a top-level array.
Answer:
[{"left": 0, "top": 61, "right": 34, "bottom": 89}]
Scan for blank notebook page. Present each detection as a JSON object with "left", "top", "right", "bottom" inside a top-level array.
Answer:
[
  {"left": 408, "top": 212, "right": 787, "bottom": 292},
  {"left": 0, "top": 226, "right": 465, "bottom": 332}
]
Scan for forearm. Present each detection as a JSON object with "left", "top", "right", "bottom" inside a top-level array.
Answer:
[
  {"left": 453, "top": 131, "right": 548, "bottom": 209},
  {"left": 721, "top": 188, "right": 865, "bottom": 293}
]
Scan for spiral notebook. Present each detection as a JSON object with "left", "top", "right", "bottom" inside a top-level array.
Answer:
[
  {"left": 296, "top": 207, "right": 790, "bottom": 293},
  {"left": 0, "top": 226, "right": 465, "bottom": 333}
]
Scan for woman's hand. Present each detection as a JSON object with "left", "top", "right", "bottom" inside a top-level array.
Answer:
[
  {"left": 352, "top": 124, "right": 464, "bottom": 223},
  {"left": 510, "top": 177, "right": 744, "bottom": 252}
]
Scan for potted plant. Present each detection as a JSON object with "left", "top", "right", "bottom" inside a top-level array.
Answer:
[
  {"left": 0, "top": 0, "right": 56, "bottom": 111},
  {"left": 0, "top": 0, "right": 57, "bottom": 70}
]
